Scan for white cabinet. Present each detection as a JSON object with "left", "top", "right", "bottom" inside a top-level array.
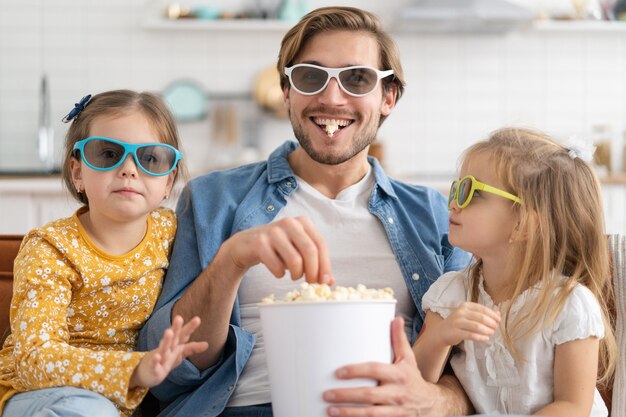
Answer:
[
  {"left": 602, "top": 182, "right": 626, "bottom": 235},
  {"left": 0, "top": 178, "right": 79, "bottom": 234},
  {"left": 0, "top": 177, "right": 180, "bottom": 234},
  {"left": 1, "top": 175, "right": 625, "bottom": 235},
  {"left": 412, "top": 176, "right": 626, "bottom": 235}
]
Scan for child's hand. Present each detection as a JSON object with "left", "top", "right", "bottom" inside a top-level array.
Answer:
[
  {"left": 130, "top": 315, "right": 209, "bottom": 388},
  {"left": 439, "top": 302, "right": 500, "bottom": 346}
]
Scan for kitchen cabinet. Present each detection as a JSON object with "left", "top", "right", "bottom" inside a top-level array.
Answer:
[
  {"left": 1, "top": 176, "right": 625, "bottom": 234},
  {"left": 0, "top": 177, "right": 79, "bottom": 234},
  {"left": 142, "top": 16, "right": 626, "bottom": 33},
  {"left": 0, "top": 177, "right": 178, "bottom": 234},
  {"left": 412, "top": 176, "right": 626, "bottom": 235},
  {"left": 602, "top": 180, "right": 626, "bottom": 234}
]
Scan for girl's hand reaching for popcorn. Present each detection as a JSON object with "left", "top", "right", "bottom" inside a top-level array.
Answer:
[{"left": 130, "top": 315, "right": 208, "bottom": 388}]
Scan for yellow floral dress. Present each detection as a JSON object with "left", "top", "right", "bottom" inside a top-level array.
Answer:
[{"left": 0, "top": 207, "right": 176, "bottom": 417}]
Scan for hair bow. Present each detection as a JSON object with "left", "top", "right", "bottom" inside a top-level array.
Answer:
[
  {"left": 62, "top": 94, "right": 92, "bottom": 123},
  {"left": 565, "top": 135, "right": 595, "bottom": 163}
]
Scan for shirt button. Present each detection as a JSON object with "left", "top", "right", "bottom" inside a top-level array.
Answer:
[
  {"left": 267, "top": 205, "right": 275, "bottom": 212},
  {"left": 412, "top": 273, "right": 420, "bottom": 281},
  {"left": 387, "top": 217, "right": 394, "bottom": 224},
  {"left": 286, "top": 181, "right": 292, "bottom": 188}
]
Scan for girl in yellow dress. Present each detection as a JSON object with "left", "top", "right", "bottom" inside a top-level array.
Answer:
[{"left": 0, "top": 90, "right": 208, "bottom": 417}]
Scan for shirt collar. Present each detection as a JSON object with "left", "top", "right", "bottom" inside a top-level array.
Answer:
[
  {"left": 266, "top": 140, "right": 397, "bottom": 200},
  {"left": 267, "top": 141, "right": 298, "bottom": 184},
  {"left": 368, "top": 155, "right": 397, "bottom": 199}
]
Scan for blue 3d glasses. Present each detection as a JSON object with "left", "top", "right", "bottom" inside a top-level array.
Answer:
[{"left": 73, "top": 137, "right": 182, "bottom": 176}]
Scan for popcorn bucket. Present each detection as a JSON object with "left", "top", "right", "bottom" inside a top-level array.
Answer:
[{"left": 258, "top": 300, "right": 396, "bottom": 417}]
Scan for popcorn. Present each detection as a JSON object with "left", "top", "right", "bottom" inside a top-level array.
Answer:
[
  {"left": 261, "top": 283, "right": 395, "bottom": 304},
  {"left": 325, "top": 121, "right": 339, "bottom": 137},
  {"left": 314, "top": 118, "right": 351, "bottom": 138}
]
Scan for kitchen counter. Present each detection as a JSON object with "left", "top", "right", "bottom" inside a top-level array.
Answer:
[
  {"left": 1, "top": 173, "right": 625, "bottom": 234},
  {"left": 0, "top": 176, "right": 66, "bottom": 192},
  {"left": 600, "top": 174, "right": 626, "bottom": 185},
  {"left": 402, "top": 173, "right": 626, "bottom": 186},
  {"left": 398, "top": 173, "right": 626, "bottom": 234},
  {"left": 0, "top": 176, "right": 78, "bottom": 234}
]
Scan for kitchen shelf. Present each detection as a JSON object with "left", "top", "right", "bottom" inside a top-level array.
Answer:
[
  {"left": 143, "top": 17, "right": 626, "bottom": 34},
  {"left": 531, "top": 20, "right": 626, "bottom": 32},
  {"left": 142, "top": 17, "right": 293, "bottom": 32}
]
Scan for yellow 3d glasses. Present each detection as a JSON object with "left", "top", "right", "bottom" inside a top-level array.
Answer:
[{"left": 448, "top": 175, "right": 522, "bottom": 209}]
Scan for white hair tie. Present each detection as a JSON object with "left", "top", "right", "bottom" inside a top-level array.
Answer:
[{"left": 564, "top": 135, "right": 595, "bottom": 163}]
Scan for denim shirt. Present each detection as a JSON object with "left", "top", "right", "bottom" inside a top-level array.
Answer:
[{"left": 137, "top": 141, "right": 470, "bottom": 417}]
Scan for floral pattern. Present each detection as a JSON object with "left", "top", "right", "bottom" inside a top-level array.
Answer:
[{"left": 0, "top": 207, "right": 176, "bottom": 416}]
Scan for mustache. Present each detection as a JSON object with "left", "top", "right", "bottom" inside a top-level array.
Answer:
[{"left": 303, "top": 106, "right": 359, "bottom": 121}]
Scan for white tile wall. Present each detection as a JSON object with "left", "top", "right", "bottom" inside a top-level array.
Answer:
[{"left": 1, "top": 0, "right": 626, "bottom": 179}]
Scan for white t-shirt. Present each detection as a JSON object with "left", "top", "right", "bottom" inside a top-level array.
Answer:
[
  {"left": 422, "top": 270, "right": 607, "bottom": 416},
  {"left": 227, "top": 167, "right": 415, "bottom": 407}
]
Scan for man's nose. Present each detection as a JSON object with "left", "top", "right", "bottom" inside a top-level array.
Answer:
[{"left": 318, "top": 76, "right": 349, "bottom": 104}]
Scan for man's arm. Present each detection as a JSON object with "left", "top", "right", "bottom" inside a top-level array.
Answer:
[
  {"left": 171, "top": 216, "right": 334, "bottom": 370},
  {"left": 138, "top": 189, "right": 227, "bottom": 396},
  {"left": 438, "top": 372, "right": 474, "bottom": 416},
  {"left": 322, "top": 317, "right": 473, "bottom": 417},
  {"left": 170, "top": 237, "right": 247, "bottom": 369}
]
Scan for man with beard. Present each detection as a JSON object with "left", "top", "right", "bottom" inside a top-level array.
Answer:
[{"left": 139, "top": 6, "right": 473, "bottom": 417}]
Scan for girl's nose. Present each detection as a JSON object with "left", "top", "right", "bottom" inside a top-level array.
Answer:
[
  {"left": 448, "top": 198, "right": 461, "bottom": 211},
  {"left": 119, "top": 154, "right": 138, "bottom": 178}
]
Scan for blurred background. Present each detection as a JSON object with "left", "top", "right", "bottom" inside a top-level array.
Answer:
[{"left": 1, "top": 0, "right": 626, "bottom": 233}]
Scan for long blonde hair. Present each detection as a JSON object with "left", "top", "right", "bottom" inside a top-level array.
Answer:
[{"left": 463, "top": 127, "right": 616, "bottom": 387}]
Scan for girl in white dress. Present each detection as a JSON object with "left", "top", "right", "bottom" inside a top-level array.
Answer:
[{"left": 413, "top": 127, "right": 616, "bottom": 417}]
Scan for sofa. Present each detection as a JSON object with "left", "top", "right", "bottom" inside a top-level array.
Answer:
[{"left": 1, "top": 234, "right": 625, "bottom": 416}]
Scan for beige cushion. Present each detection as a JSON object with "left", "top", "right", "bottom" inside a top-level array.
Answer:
[{"left": 609, "top": 234, "right": 625, "bottom": 417}]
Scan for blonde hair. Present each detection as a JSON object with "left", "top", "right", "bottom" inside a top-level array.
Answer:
[
  {"left": 463, "top": 127, "right": 616, "bottom": 387},
  {"left": 61, "top": 89, "right": 187, "bottom": 205},
  {"left": 277, "top": 6, "right": 405, "bottom": 124}
]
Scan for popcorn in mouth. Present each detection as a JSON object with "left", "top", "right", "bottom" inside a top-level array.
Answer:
[{"left": 313, "top": 117, "right": 352, "bottom": 138}]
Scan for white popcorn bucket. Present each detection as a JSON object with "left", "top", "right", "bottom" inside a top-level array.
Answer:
[{"left": 258, "top": 300, "right": 396, "bottom": 417}]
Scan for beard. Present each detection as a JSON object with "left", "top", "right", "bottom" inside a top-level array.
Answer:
[{"left": 290, "top": 107, "right": 380, "bottom": 165}]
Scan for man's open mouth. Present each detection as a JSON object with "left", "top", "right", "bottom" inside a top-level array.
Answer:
[{"left": 312, "top": 117, "right": 353, "bottom": 137}]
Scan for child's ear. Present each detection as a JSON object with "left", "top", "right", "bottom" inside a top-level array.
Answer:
[
  {"left": 509, "top": 210, "right": 539, "bottom": 243},
  {"left": 69, "top": 156, "right": 83, "bottom": 193},
  {"left": 509, "top": 227, "right": 526, "bottom": 243}
]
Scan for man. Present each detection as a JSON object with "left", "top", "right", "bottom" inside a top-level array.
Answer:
[{"left": 138, "top": 6, "right": 472, "bottom": 417}]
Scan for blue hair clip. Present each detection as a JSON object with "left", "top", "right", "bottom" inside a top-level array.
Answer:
[{"left": 62, "top": 94, "right": 92, "bottom": 123}]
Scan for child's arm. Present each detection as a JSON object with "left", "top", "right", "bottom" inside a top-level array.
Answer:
[
  {"left": 10, "top": 236, "right": 202, "bottom": 410},
  {"left": 412, "top": 311, "right": 453, "bottom": 382},
  {"left": 533, "top": 337, "right": 599, "bottom": 417},
  {"left": 413, "top": 303, "right": 500, "bottom": 383},
  {"left": 129, "top": 315, "right": 208, "bottom": 388}
]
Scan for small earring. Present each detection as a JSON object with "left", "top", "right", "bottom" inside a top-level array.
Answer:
[
  {"left": 76, "top": 184, "right": 83, "bottom": 193},
  {"left": 164, "top": 193, "right": 169, "bottom": 199}
]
